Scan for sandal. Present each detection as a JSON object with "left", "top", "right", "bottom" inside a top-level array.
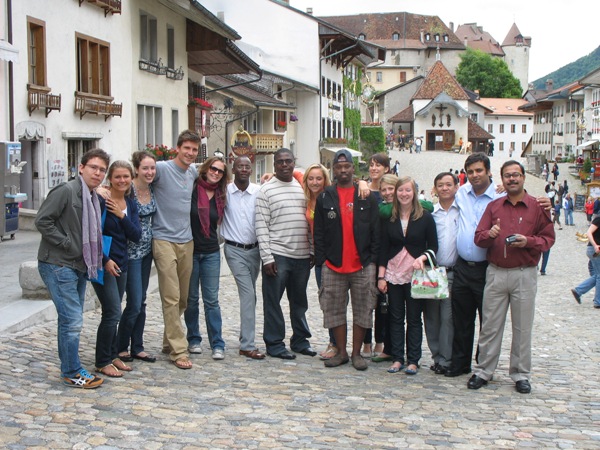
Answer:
[
  {"left": 405, "top": 364, "right": 419, "bottom": 375},
  {"left": 96, "top": 364, "right": 123, "bottom": 378},
  {"left": 118, "top": 352, "right": 134, "bottom": 362},
  {"left": 173, "top": 356, "right": 192, "bottom": 370},
  {"left": 387, "top": 363, "right": 405, "bottom": 373},
  {"left": 319, "top": 344, "right": 338, "bottom": 360},
  {"left": 112, "top": 358, "right": 133, "bottom": 372}
]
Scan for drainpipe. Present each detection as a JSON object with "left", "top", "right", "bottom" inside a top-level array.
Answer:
[{"left": 8, "top": 0, "right": 14, "bottom": 141}]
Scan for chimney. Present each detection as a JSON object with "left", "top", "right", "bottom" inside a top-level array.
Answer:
[
  {"left": 546, "top": 79, "right": 554, "bottom": 91},
  {"left": 306, "top": 7, "right": 313, "bottom": 15},
  {"left": 449, "top": 21, "right": 454, "bottom": 32},
  {"left": 217, "top": 11, "right": 225, "bottom": 22},
  {"left": 474, "top": 89, "right": 480, "bottom": 99},
  {"left": 420, "top": 29, "right": 424, "bottom": 43}
]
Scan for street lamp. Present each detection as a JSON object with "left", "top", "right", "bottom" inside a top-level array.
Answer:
[{"left": 214, "top": 149, "right": 224, "bottom": 159}]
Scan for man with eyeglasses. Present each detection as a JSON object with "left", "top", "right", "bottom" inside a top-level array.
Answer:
[
  {"left": 468, "top": 160, "right": 554, "bottom": 394},
  {"left": 255, "top": 148, "right": 315, "bottom": 359},
  {"left": 152, "top": 130, "right": 200, "bottom": 370},
  {"left": 36, "top": 148, "right": 111, "bottom": 388}
]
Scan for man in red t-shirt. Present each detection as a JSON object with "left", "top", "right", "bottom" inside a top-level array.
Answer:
[{"left": 314, "top": 150, "right": 380, "bottom": 370}]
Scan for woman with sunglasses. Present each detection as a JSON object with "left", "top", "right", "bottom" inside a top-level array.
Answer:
[{"left": 184, "top": 156, "right": 230, "bottom": 360}]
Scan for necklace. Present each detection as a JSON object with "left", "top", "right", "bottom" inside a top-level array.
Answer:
[{"left": 134, "top": 183, "right": 151, "bottom": 204}]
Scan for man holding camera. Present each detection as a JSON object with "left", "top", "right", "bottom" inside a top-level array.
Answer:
[{"left": 468, "top": 161, "right": 554, "bottom": 394}]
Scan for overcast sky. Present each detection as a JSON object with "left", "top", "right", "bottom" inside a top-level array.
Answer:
[{"left": 289, "top": 0, "right": 598, "bottom": 83}]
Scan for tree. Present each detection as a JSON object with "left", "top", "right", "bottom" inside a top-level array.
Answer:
[{"left": 456, "top": 48, "right": 523, "bottom": 98}]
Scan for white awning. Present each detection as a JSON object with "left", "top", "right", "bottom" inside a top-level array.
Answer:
[
  {"left": 0, "top": 40, "right": 19, "bottom": 63},
  {"left": 577, "top": 139, "right": 599, "bottom": 149}
]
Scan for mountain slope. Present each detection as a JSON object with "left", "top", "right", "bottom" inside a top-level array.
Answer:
[{"left": 532, "top": 46, "right": 600, "bottom": 88}]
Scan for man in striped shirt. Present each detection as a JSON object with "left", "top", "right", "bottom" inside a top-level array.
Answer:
[{"left": 256, "top": 148, "right": 315, "bottom": 360}]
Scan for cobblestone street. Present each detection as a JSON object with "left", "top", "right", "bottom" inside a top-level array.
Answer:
[{"left": 0, "top": 150, "right": 599, "bottom": 448}]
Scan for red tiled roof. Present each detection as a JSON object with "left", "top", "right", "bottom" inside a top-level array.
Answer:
[
  {"left": 468, "top": 118, "right": 494, "bottom": 140},
  {"left": 502, "top": 23, "right": 531, "bottom": 47},
  {"left": 388, "top": 105, "right": 414, "bottom": 123},
  {"left": 319, "top": 12, "right": 465, "bottom": 50},
  {"left": 475, "top": 98, "right": 532, "bottom": 116},
  {"left": 412, "top": 61, "right": 469, "bottom": 100}
]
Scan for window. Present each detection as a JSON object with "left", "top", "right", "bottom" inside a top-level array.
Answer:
[
  {"left": 366, "top": 71, "right": 372, "bottom": 82},
  {"left": 27, "top": 17, "right": 46, "bottom": 87},
  {"left": 255, "top": 157, "right": 266, "bottom": 184},
  {"left": 274, "top": 110, "right": 287, "bottom": 132},
  {"left": 425, "top": 33, "right": 430, "bottom": 41},
  {"left": 511, "top": 124, "right": 516, "bottom": 133},
  {"left": 488, "top": 124, "right": 493, "bottom": 133},
  {"left": 510, "top": 142, "right": 515, "bottom": 151},
  {"left": 522, "top": 142, "right": 526, "bottom": 151},
  {"left": 137, "top": 105, "right": 163, "bottom": 149},
  {"left": 140, "top": 13, "right": 157, "bottom": 62},
  {"left": 376, "top": 71, "right": 382, "bottom": 83},
  {"left": 358, "top": 33, "right": 366, "bottom": 40},
  {"left": 392, "top": 32, "right": 399, "bottom": 41},
  {"left": 499, "top": 124, "right": 505, "bottom": 133},
  {"left": 167, "top": 26, "right": 175, "bottom": 69},
  {"left": 522, "top": 124, "right": 527, "bottom": 133},
  {"left": 76, "top": 34, "right": 110, "bottom": 96},
  {"left": 399, "top": 72, "right": 406, "bottom": 83},
  {"left": 67, "top": 140, "right": 96, "bottom": 181},
  {"left": 434, "top": 34, "right": 440, "bottom": 42},
  {"left": 499, "top": 142, "right": 504, "bottom": 151},
  {"left": 470, "top": 113, "right": 479, "bottom": 123},
  {"left": 443, "top": 34, "right": 449, "bottom": 42}
]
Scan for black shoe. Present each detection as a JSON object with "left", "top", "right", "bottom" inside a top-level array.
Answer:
[
  {"left": 429, "top": 363, "right": 439, "bottom": 372},
  {"left": 467, "top": 374, "right": 488, "bottom": 390},
  {"left": 571, "top": 289, "right": 582, "bottom": 304},
  {"left": 444, "top": 366, "right": 471, "bottom": 377},
  {"left": 297, "top": 347, "right": 317, "bottom": 357},
  {"left": 268, "top": 350, "right": 296, "bottom": 360},
  {"left": 435, "top": 365, "right": 448, "bottom": 375},
  {"left": 515, "top": 380, "right": 531, "bottom": 394}
]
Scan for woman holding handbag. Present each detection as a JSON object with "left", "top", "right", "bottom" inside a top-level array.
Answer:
[
  {"left": 377, "top": 176, "right": 438, "bottom": 375},
  {"left": 92, "top": 161, "right": 141, "bottom": 377}
]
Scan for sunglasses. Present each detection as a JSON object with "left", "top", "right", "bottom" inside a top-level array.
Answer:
[{"left": 209, "top": 165, "right": 225, "bottom": 175}]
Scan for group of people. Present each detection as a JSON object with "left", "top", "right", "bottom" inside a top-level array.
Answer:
[{"left": 36, "top": 131, "right": 555, "bottom": 395}]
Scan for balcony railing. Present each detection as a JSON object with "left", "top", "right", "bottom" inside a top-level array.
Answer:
[
  {"left": 250, "top": 134, "right": 284, "bottom": 152},
  {"left": 80, "top": 0, "right": 121, "bottom": 16},
  {"left": 75, "top": 93, "right": 122, "bottom": 121},
  {"left": 28, "top": 86, "right": 61, "bottom": 117}
]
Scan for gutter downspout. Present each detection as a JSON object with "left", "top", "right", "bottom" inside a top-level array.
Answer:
[{"left": 8, "top": 0, "right": 14, "bottom": 141}]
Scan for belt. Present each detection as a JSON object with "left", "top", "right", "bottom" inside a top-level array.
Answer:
[
  {"left": 445, "top": 266, "right": 454, "bottom": 272},
  {"left": 225, "top": 240, "right": 259, "bottom": 250},
  {"left": 458, "top": 257, "right": 488, "bottom": 267}
]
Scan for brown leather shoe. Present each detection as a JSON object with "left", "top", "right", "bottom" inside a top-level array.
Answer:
[{"left": 239, "top": 349, "right": 266, "bottom": 360}]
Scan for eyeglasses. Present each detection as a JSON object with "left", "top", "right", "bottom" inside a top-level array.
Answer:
[
  {"left": 85, "top": 164, "right": 107, "bottom": 174},
  {"left": 502, "top": 172, "right": 523, "bottom": 180},
  {"left": 209, "top": 166, "right": 225, "bottom": 175},
  {"left": 274, "top": 158, "right": 295, "bottom": 166}
]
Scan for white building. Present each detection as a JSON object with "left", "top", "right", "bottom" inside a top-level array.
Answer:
[{"left": 475, "top": 98, "right": 533, "bottom": 155}]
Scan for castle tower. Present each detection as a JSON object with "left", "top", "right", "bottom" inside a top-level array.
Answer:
[{"left": 501, "top": 23, "right": 531, "bottom": 94}]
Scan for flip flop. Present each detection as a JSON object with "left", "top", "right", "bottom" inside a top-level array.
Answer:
[
  {"left": 96, "top": 364, "right": 123, "bottom": 378},
  {"left": 405, "top": 364, "right": 419, "bottom": 375},
  {"left": 173, "top": 357, "right": 192, "bottom": 370},
  {"left": 132, "top": 353, "right": 157, "bottom": 363}
]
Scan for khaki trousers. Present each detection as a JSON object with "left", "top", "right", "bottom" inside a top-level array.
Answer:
[
  {"left": 152, "top": 239, "right": 194, "bottom": 360},
  {"left": 474, "top": 264, "right": 537, "bottom": 382}
]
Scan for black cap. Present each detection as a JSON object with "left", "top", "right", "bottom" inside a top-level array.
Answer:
[{"left": 333, "top": 149, "right": 353, "bottom": 164}]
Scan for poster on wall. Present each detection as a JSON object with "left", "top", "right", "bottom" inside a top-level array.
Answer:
[{"left": 48, "top": 160, "right": 66, "bottom": 188}]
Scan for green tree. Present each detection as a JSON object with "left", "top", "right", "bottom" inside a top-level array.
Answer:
[{"left": 456, "top": 48, "right": 522, "bottom": 98}]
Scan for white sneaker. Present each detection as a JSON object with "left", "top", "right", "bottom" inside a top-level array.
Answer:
[
  {"left": 188, "top": 346, "right": 202, "bottom": 354},
  {"left": 212, "top": 349, "right": 225, "bottom": 360}
]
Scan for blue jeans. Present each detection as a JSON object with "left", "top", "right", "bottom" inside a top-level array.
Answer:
[
  {"left": 574, "top": 246, "right": 600, "bottom": 307},
  {"left": 92, "top": 271, "right": 128, "bottom": 367},
  {"left": 184, "top": 251, "right": 224, "bottom": 351},
  {"left": 262, "top": 254, "right": 312, "bottom": 355},
  {"left": 117, "top": 252, "right": 153, "bottom": 355},
  {"left": 38, "top": 261, "right": 88, "bottom": 377},
  {"left": 540, "top": 250, "right": 550, "bottom": 273},
  {"left": 565, "top": 209, "right": 574, "bottom": 225}
]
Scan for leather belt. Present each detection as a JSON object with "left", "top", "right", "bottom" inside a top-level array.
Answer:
[
  {"left": 225, "top": 240, "right": 259, "bottom": 250},
  {"left": 458, "top": 257, "right": 488, "bottom": 267}
]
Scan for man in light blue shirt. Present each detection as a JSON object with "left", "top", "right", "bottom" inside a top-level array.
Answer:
[
  {"left": 220, "top": 156, "right": 265, "bottom": 360},
  {"left": 445, "top": 153, "right": 502, "bottom": 377}
]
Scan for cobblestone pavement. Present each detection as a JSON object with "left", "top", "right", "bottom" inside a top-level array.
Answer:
[{"left": 0, "top": 151, "right": 599, "bottom": 448}]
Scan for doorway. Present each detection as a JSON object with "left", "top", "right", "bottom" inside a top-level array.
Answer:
[
  {"left": 427, "top": 130, "right": 455, "bottom": 151},
  {"left": 19, "top": 140, "right": 40, "bottom": 209}
]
